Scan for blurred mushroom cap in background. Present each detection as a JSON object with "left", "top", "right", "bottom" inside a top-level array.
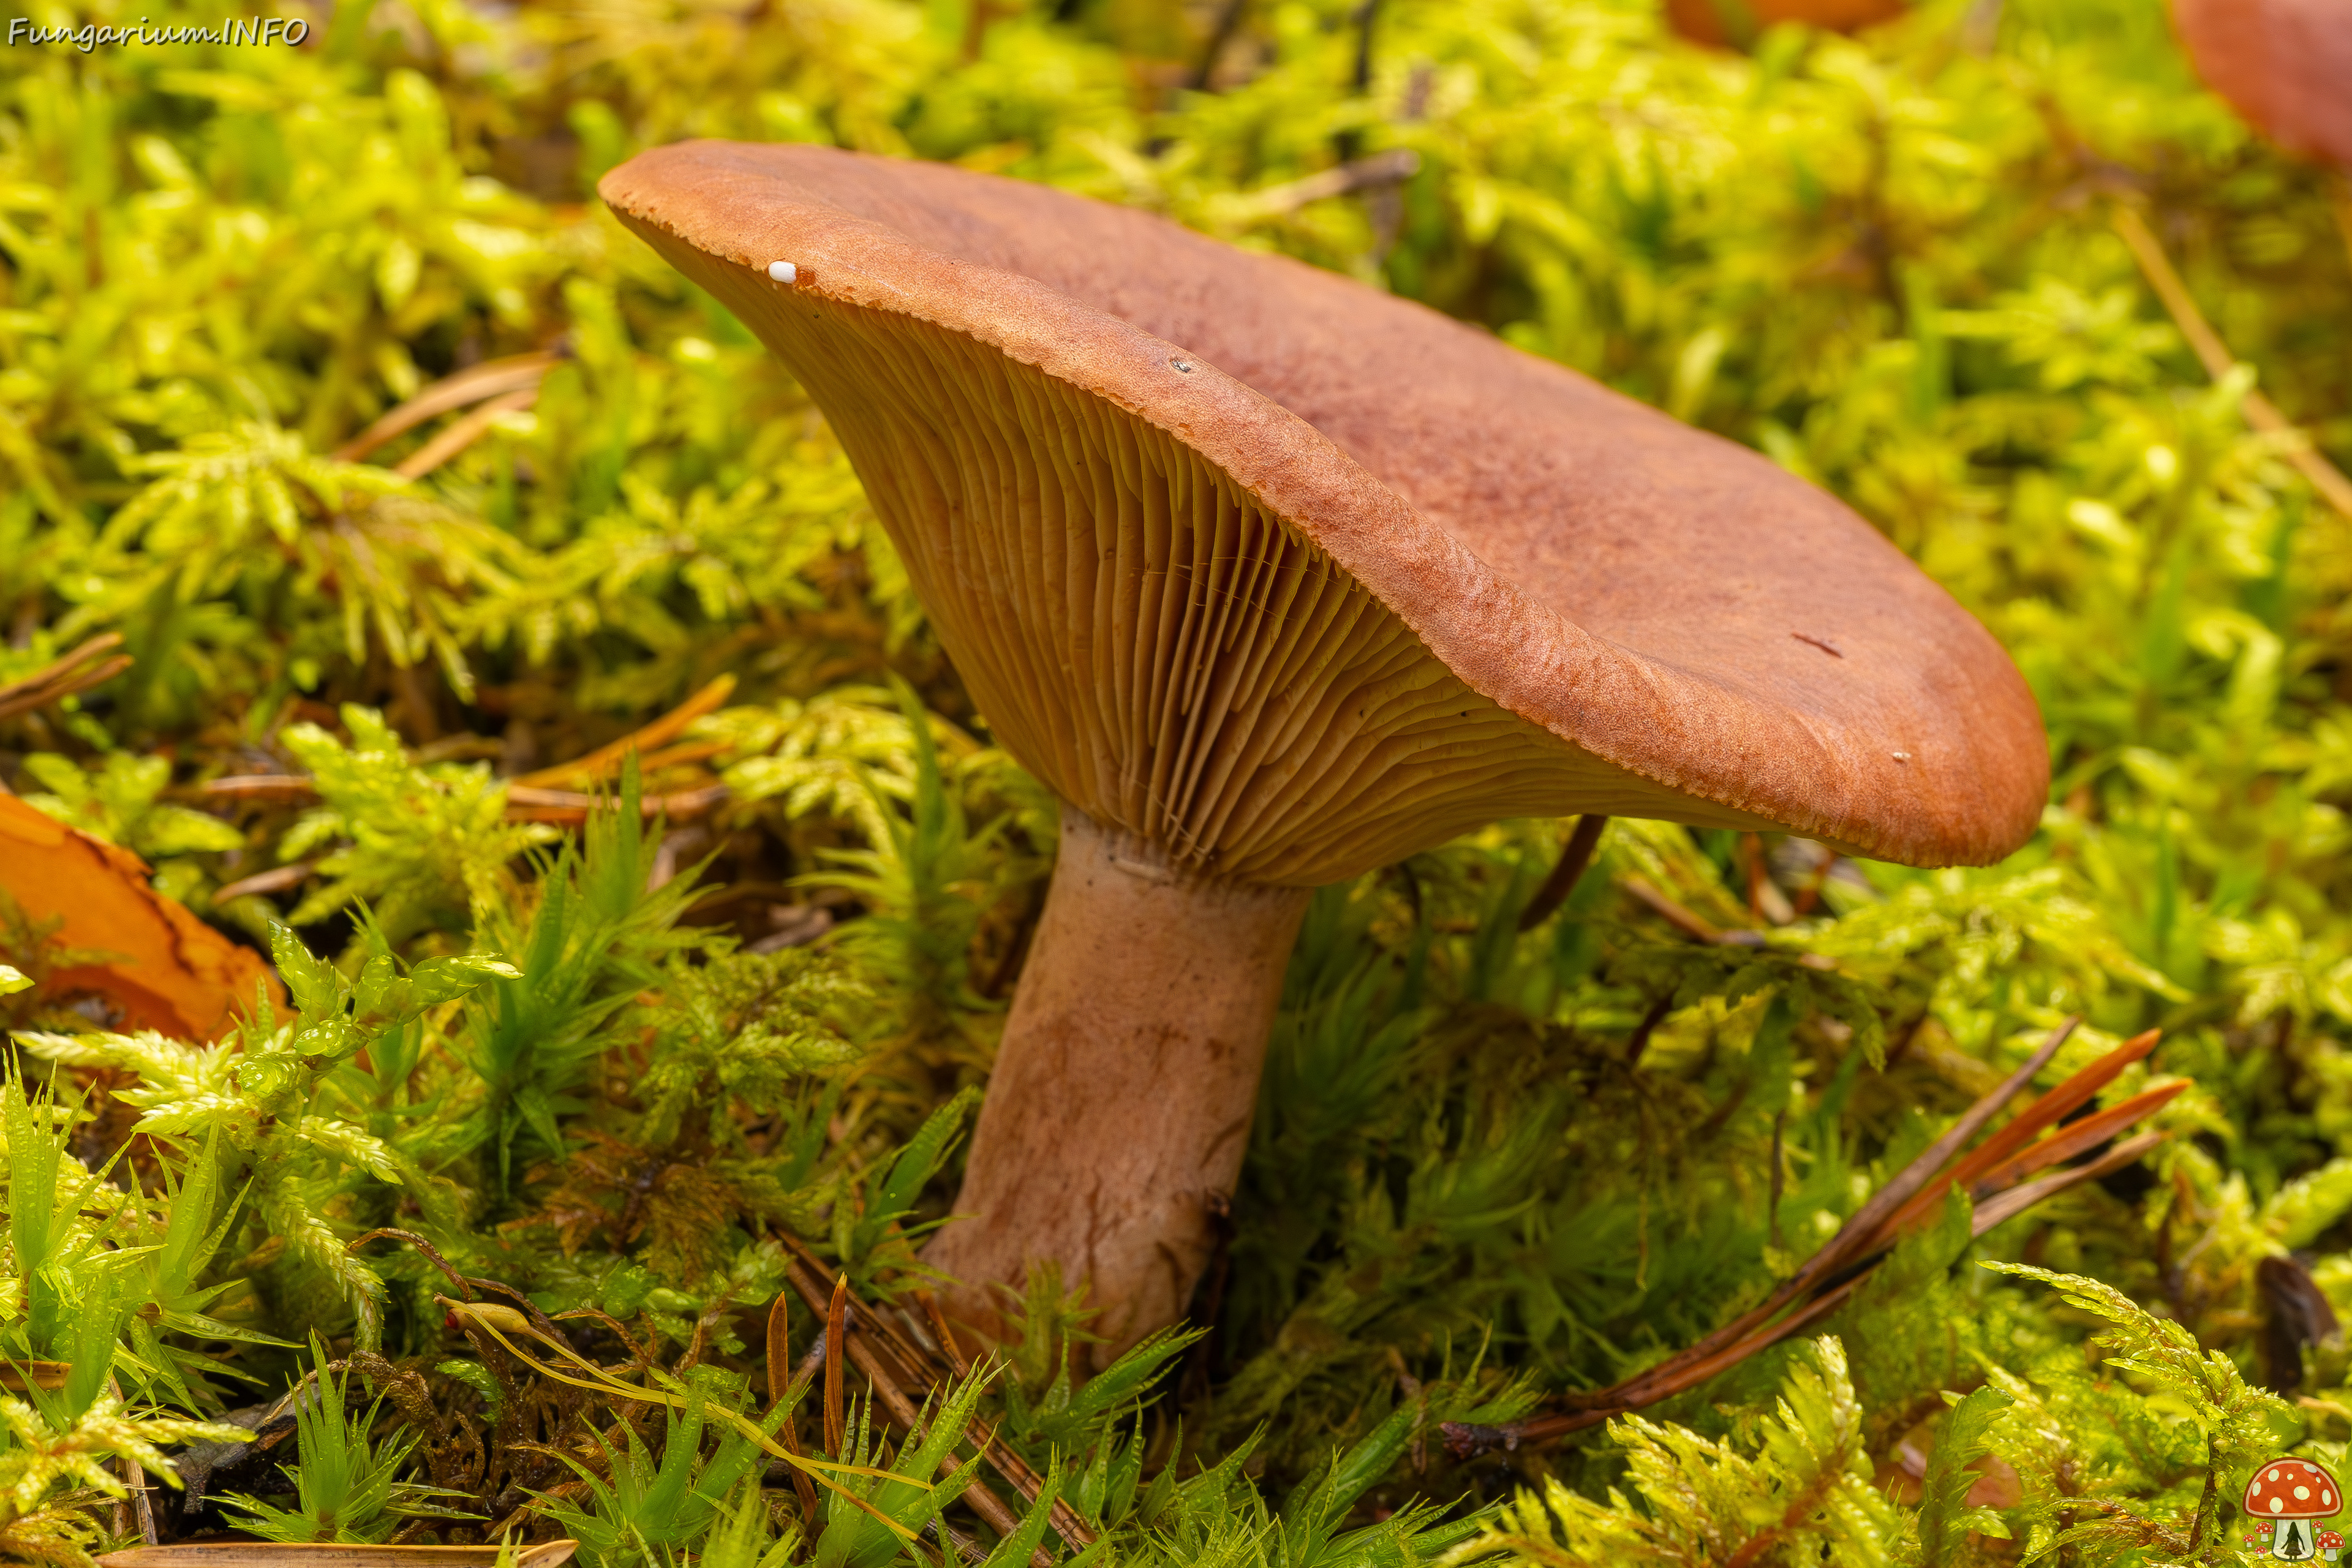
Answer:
[{"left": 2173, "top": 0, "right": 2352, "bottom": 165}]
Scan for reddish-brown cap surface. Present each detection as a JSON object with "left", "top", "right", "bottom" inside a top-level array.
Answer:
[
  {"left": 1665, "top": 0, "right": 1906, "bottom": 50},
  {"left": 600, "top": 143, "right": 2047, "bottom": 883},
  {"left": 2245, "top": 1458, "right": 2342, "bottom": 1519},
  {"left": 2174, "top": 0, "right": 2352, "bottom": 165}
]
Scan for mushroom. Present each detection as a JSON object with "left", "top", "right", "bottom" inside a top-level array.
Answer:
[
  {"left": 2322, "top": 1529, "right": 2344, "bottom": 1562},
  {"left": 598, "top": 143, "right": 2048, "bottom": 1356},
  {"left": 1665, "top": 0, "right": 1904, "bottom": 50},
  {"left": 2171, "top": 0, "right": 2352, "bottom": 167},
  {"left": 2244, "top": 1458, "right": 2342, "bottom": 1560}
]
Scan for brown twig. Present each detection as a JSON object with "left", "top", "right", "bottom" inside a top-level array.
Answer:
[
  {"left": 842, "top": 1332, "right": 1059, "bottom": 1566},
  {"left": 1518, "top": 814, "right": 1610, "bottom": 931},
  {"left": 0, "top": 633, "right": 134, "bottom": 722},
  {"left": 2113, "top": 204, "right": 2352, "bottom": 521}
]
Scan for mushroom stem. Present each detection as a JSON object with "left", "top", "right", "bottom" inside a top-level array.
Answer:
[{"left": 925, "top": 808, "right": 1311, "bottom": 1362}]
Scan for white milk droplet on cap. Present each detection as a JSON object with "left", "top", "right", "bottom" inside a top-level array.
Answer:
[
  {"left": 2275, "top": 1498, "right": 2288, "bottom": 1514},
  {"left": 2299, "top": 1487, "right": 2313, "bottom": 1500},
  {"left": 767, "top": 262, "right": 797, "bottom": 284}
]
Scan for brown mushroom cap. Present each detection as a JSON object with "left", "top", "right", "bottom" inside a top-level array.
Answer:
[
  {"left": 2245, "top": 1459, "right": 2343, "bottom": 1518},
  {"left": 1665, "top": 0, "right": 1907, "bottom": 50},
  {"left": 601, "top": 143, "right": 2046, "bottom": 884},
  {"left": 2173, "top": 0, "right": 2352, "bottom": 167}
]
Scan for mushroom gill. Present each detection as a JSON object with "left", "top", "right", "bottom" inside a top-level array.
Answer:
[{"left": 712, "top": 297, "right": 1758, "bottom": 888}]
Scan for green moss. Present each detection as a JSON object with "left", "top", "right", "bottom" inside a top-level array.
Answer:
[{"left": 2, "top": 0, "right": 2350, "bottom": 1558}]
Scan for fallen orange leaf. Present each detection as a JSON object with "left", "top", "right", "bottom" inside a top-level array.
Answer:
[{"left": 0, "top": 793, "right": 284, "bottom": 1041}]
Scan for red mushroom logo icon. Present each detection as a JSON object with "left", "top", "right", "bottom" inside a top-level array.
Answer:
[{"left": 2245, "top": 1459, "right": 2343, "bottom": 1561}]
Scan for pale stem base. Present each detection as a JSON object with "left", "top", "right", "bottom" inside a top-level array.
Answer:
[{"left": 923, "top": 807, "right": 1311, "bottom": 1363}]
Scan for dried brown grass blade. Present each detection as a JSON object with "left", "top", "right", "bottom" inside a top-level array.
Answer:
[
  {"left": 1210, "top": 148, "right": 1422, "bottom": 223},
  {"left": 501, "top": 783, "right": 728, "bottom": 825},
  {"left": 779, "top": 1255, "right": 1089, "bottom": 1560},
  {"left": 1522, "top": 1023, "right": 2180, "bottom": 1444},
  {"left": 333, "top": 352, "right": 558, "bottom": 463},
  {"left": 1969, "top": 1083, "right": 2187, "bottom": 1195},
  {"left": 1970, "top": 1131, "right": 2168, "bottom": 1233},
  {"left": 1531, "top": 1136, "right": 2176, "bottom": 1442},
  {"left": 198, "top": 772, "right": 726, "bottom": 826},
  {"left": 824, "top": 1301, "right": 1068, "bottom": 1566},
  {"left": 766, "top": 1289, "right": 821, "bottom": 1524},
  {"left": 212, "top": 863, "right": 315, "bottom": 903},
  {"left": 824, "top": 1273, "right": 850, "bottom": 1459},
  {"left": 1528, "top": 1134, "right": 2176, "bottom": 1445},
  {"left": 198, "top": 775, "right": 320, "bottom": 802},
  {"left": 515, "top": 676, "right": 737, "bottom": 790},
  {"left": 0, "top": 633, "right": 134, "bottom": 722},
  {"left": 774, "top": 1233, "right": 948, "bottom": 1385},
  {"left": 1619, "top": 874, "right": 1730, "bottom": 942},
  {"left": 1807, "top": 1019, "right": 2075, "bottom": 1272},
  {"left": 766, "top": 1289, "right": 792, "bottom": 1409},
  {"left": 1879, "top": 1028, "right": 2159, "bottom": 1236},
  {"left": 2113, "top": 205, "right": 2352, "bottom": 521},
  {"left": 391, "top": 386, "right": 537, "bottom": 480},
  {"left": 1560, "top": 1019, "right": 2076, "bottom": 1412},
  {"left": 919, "top": 1290, "right": 971, "bottom": 1378}
]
